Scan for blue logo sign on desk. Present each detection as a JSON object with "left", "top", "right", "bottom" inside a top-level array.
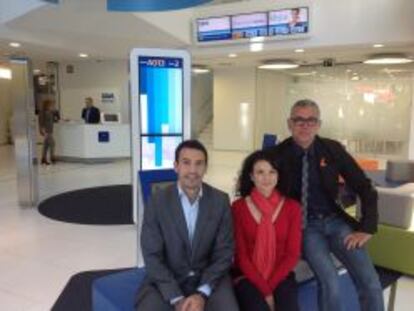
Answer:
[{"left": 98, "top": 131, "right": 110, "bottom": 143}]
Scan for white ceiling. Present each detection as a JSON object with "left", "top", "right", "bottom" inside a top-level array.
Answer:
[
  {"left": 0, "top": 0, "right": 187, "bottom": 61},
  {"left": 0, "top": 0, "right": 413, "bottom": 69}
]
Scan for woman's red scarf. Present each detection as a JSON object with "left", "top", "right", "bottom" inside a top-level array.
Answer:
[{"left": 250, "top": 187, "right": 282, "bottom": 280}]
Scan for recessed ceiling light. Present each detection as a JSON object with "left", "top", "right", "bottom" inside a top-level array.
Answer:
[
  {"left": 228, "top": 53, "right": 238, "bottom": 58},
  {"left": 373, "top": 44, "right": 384, "bottom": 48},
  {"left": 79, "top": 53, "right": 89, "bottom": 58},
  {"left": 33, "top": 69, "right": 41, "bottom": 74},
  {"left": 250, "top": 43, "right": 263, "bottom": 52},
  {"left": 192, "top": 65, "right": 210, "bottom": 74},
  {"left": 364, "top": 53, "right": 413, "bottom": 65},
  {"left": 292, "top": 71, "right": 316, "bottom": 76},
  {"left": 250, "top": 36, "right": 265, "bottom": 43},
  {"left": 258, "top": 60, "right": 299, "bottom": 70},
  {"left": 294, "top": 49, "right": 305, "bottom": 53},
  {"left": 9, "top": 42, "right": 21, "bottom": 48},
  {"left": 192, "top": 68, "right": 210, "bottom": 74}
]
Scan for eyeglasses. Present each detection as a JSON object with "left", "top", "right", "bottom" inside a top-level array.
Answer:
[{"left": 290, "top": 116, "right": 320, "bottom": 127}]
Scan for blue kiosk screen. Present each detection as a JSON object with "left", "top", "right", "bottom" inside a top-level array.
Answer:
[{"left": 138, "top": 56, "right": 184, "bottom": 170}]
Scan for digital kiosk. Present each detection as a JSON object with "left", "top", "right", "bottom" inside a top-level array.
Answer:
[{"left": 129, "top": 48, "right": 191, "bottom": 243}]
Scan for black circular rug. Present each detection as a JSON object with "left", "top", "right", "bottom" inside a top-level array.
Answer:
[{"left": 38, "top": 185, "right": 133, "bottom": 225}]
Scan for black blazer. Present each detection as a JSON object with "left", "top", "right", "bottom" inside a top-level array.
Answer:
[
  {"left": 268, "top": 136, "right": 378, "bottom": 234},
  {"left": 81, "top": 106, "right": 100, "bottom": 123},
  {"left": 140, "top": 183, "right": 234, "bottom": 302}
]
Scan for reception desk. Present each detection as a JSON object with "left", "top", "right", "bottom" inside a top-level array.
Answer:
[{"left": 55, "top": 123, "right": 131, "bottom": 162}]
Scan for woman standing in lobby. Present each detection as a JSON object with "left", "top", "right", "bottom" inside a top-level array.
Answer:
[
  {"left": 232, "top": 150, "right": 302, "bottom": 311},
  {"left": 39, "top": 99, "right": 59, "bottom": 165}
]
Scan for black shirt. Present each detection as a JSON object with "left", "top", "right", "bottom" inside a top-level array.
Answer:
[{"left": 293, "top": 143, "right": 336, "bottom": 217}]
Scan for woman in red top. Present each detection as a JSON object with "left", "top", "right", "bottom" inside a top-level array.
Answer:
[{"left": 232, "top": 150, "right": 302, "bottom": 311}]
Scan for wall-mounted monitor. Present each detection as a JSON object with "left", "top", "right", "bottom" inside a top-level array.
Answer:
[
  {"left": 101, "top": 112, "right": 121, "bottom": 123},
  {"left": 231, "top": 12, "right": 268, "bottom": 39},
  {"left": 194, "top": 6, "right": 310, "bottom": 44},
  {"left": 268, "top": 7, "right": 309, "bottom": 36},
  {"left": 196, "top": 16, "right": 231, "bottom": 42}
]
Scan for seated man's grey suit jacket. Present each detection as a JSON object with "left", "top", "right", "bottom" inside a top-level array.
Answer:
[{"left": 140, "top": 182, "right": 234, "bottom": 302}]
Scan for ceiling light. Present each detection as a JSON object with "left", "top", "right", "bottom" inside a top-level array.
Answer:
[
  {"left": 33, "top": 69, "right": 41, "bottom": 74},
  {"left": 228, "top": 53, "right": 238, "bottom": 58},
  {"left": 0, "top": 67, "right": 12, "bottom": 79},
  {"left": 292, "top": 71, "right": 316, "bottom": 76},
  {"left": 9, "top": 42, "right": 21, "bottom": 48},
  {"left": 192, "top": 65, "right": 210, "bottom": 74},
  {"left": 79, "top": 53, "right": 89, "bottom": 58},
  {"left": 364, "top": 53, "right": 413, "bottom": 65},
  {"left": 250, "top": 36, "right": 265, "bottom": 43},
  {"left": 250, "top": 43, "right": 263, "bottom": 52},
  {"left": 373, "top": 44, "right": 384, "bottom": 48},
  {"left": 258, "top": 60, "right": 299, "bottom": 70},
  {"left": 294, "top": 49, "right": 305, "bottom": 53}
]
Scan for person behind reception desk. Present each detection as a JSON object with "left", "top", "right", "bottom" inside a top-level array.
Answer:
[
  {"left": 81, "top": 97, "right": 100, "bottom": 124},
  {"left": 39, "top": 99, "right": 60, "bottom": 165}
]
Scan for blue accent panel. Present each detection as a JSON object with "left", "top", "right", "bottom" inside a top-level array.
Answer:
[
  {"left": 92, "top": 267, "right": 362, "bottom": 311},
  {"left": 107, "top": 0, "right": 212, "bottom": 12},
  {"left": 262, "top": 134, "right": 277, "bottom": 150},
  {"left": 159, "top": 67, "right": 168, "bottom": 131},
  {"left": 155, "top": 136, "right": 162, "bottom": 166},
  {"left": 92, "top": 268, "right": 146, "bottom": 311},
  {"left": 198, "top": 30, "right": 232, "bottom": 42},
  {"left": 138, "top": 169, "right": 177, "bottom": 203},
  {"left": 41, "top": 0, "right": 59, "bottom": 3},
  {"left": 98, "top": 131, "right": 110, "bottom": 143}
]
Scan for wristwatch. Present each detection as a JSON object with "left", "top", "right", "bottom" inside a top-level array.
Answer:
[{"left": 196, "top": 290, "right": 208, "bottom": 302}]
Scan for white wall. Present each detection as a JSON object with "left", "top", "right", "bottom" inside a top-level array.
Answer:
[
  {"left": 255, "top": 70, "right": 292, "bottom": 148},
  {"left": 0, "top": 78, "right": 12, "bottom": 145},
  {"left": 191, "top": 72, "right": 213, "bottom": 138},
  {"left": 59, "top": 60, "right": 129, "bottom": 123},
  {"left": 213, "top": 66, "right": 256, "bottom": 151}
]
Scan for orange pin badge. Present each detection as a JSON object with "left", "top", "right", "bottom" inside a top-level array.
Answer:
[{"left": 320, "top": 158, "right": 327, "bottom": 167}]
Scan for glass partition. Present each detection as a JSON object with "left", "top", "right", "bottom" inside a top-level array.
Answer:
[{"left": 257, "top": 63, "right": 413, "bottom": 158}]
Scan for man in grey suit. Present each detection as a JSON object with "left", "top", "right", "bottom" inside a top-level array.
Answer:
[{"left": 136, "top": 140, "right": 239, "bottom": 311}]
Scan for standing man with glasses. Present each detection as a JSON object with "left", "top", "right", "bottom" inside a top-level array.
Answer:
[{"left": 268, "top": 99, "right": 384, "bottom": 311}]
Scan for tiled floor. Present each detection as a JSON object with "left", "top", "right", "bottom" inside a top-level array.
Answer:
[{"left": 0, "top": 145, "right": 412, "bottom": 310}]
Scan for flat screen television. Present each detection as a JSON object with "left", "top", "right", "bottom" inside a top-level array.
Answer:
[
  {"left": 196, "top": 16, "right": 231, "bottom": 42},
  {"left": 268, "top": 7, "right": 309, "bottom": 36},
  {"left": 231, "top": 12, "right": 268, "bottom": 39}
]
